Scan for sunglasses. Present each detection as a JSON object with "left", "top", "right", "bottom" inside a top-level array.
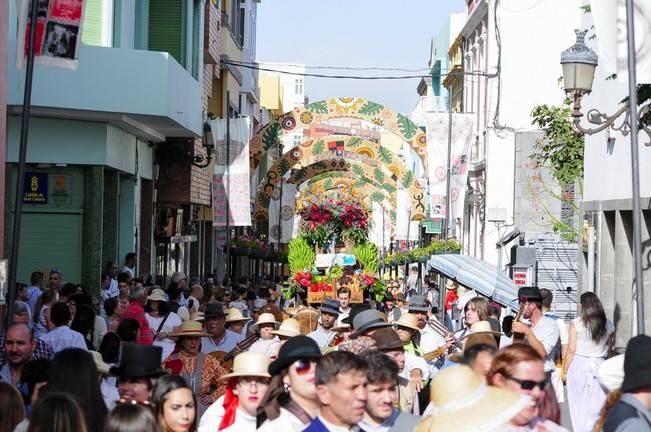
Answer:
[
  {"left": 505, "top": 374, "right": 548, "bottom": 391},
  {"left": 293, "top": 359, "right": 318, "bottom": 375}
]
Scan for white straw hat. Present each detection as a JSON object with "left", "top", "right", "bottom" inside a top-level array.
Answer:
[
  {"left": 225, "top": 308, "right": 251, "bottom": 323},
  {"left": 394, "top": 313, "right": 420, "bottom": 332},
  {"left": 250, "top": 312, "right": 281, "bottom": 332},
  {"left": 220, "top": 352, "right": 271, "bottom": 380},
  {"left": 271, "top": 318, "right": 301, "bottom": 338}
]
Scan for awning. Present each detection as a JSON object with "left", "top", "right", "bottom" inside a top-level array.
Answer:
[{"left": 428, "top": 254, "right": 519, "bottom": 311}]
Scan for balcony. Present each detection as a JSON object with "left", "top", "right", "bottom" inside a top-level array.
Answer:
[
  {"left": 7, "top": 41, "right": 203, "bottom": 140},
  {"left": 410, "top": 96, "right": 449, "bottom": 125}
]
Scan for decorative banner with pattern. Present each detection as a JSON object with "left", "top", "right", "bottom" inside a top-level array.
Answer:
[
  {"left": 17, "top": 0, "right": 87, "bottom": 70},
  {"left": 425, "top": 113, "right": 475, "bottom": 221},
  {"left": 268, "top": 178, "right": 297, "bottom": 244}
]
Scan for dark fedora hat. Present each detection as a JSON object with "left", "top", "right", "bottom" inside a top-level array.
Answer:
[
  {"left": 372, "top": 327, "right": 404, "bottom": 351},
  {"left": 351, "top": 309, "right": 391, "bottom": 338},
  {"left": 342, "top": 303, "right": 372, "bottom": 325},
  {"left": 319, "top": 298, "right": 340, "bottom": 316},
  {"left": 268, "top": 335, "right": 322, "bottom": 376},
  {"left": 408, "top": 295, "right": 430, "bottom": 312},
  {"left": 621, "top": 334, "right": 651, "bottom": 393},
  {"left": 109, "top": 344, "right": 167, "bottom": 378},
  {"left": 204, "top": 302, "right": 226, "bottom": 319},
  {"left": 518, "top": 286, "right": 542, "bottom": 301}
]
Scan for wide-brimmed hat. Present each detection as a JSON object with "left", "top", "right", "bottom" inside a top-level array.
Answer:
[
  {"left": 446, "top": 280, "right": 459, "bottom": 291},
  {"left": 394, "top": 313, "right": 420, "bottom": 332},
  {"left": 319, "top": 298, "right": 340, "bottom": 316},
  {"left": 253, "top": 299, "right": 268, "bottom": 312},
  {"left": 351, "top": 309, "right": 391, "bottom": 338},
  {"left": 518, "top": 286, "right": 542, "bottom": 301},
  {"left": 220, "top": 352, "right": 271, "bottom": 380},
  {"left": 417, "top": 366, "right": 531, "bottom": 432},
  {"left": 373, "top": 328, "right": 404, "bottom": 351},
  {"left": 449, "top": 332, "right": 499, "bottom": 363},
  {"left": 250, "top": 313, "right": 281, "bottom": 332},
  {"left": 621, "top": 334, "right": 651, "bottom": 393},
  {"left": 272, "top": 318, "right": 302, "bottom": 338},
  {"left": 225, "top": 308, "right": 251, "bottom": 323},
  {"left": 169, "top": 320, "right": 210, "bottom": 338},
  {"left": 461, "top": 321, "right": 503, "bottom": 339},
  {"left": 268, "top": 336, "right": 322, "bottom": 375},
  {"left": 109, "top": 344, "right": 167, "bottom": 378},
  {"left": 408, "top": 295, "right": 430, "bottom": 312},
  {"left": 204, "top": 302, "right": 226, "bottom": 319},
  {"left": 90, "top": 350, "right": 110, "bottom": 374},
  {"left": 147, "top": 288, "right": 167, "bottom": 302}
]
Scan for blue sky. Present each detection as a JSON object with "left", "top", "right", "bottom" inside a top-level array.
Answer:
[{"left": 256, "top": 0, "right": 466, "bottom": 114}]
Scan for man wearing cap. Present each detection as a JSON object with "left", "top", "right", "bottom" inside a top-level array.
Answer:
[
  {"left": 198, "top": 352, "right": 271, "bottom": 432},
  {"left": 121, "top": 286, "right": 154, "bottom": 345},
  {"left": 603, "top": 334, "right": 651, "bottom": 432},
  {"left": 201, "top": 303, "right": 243, "bottom": 355},
  {"left": 512, "top": 287, "right": 560, "bottom": 379},
  {"left": 112, "top": 343, "right": 167, "bottom": 403},
  {"left": 358, "top": 350, "right": 420, "bottom": 431},
  {"left": 307, "top": 299, "right": 340, "bottom": 351}
]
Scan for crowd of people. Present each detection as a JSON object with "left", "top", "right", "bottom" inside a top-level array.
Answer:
[{"left": 0, "top": 255, "right": 649, "bottom": 432}]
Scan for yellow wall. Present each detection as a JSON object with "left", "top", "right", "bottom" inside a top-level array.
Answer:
[{"left": 259, "top": 74, "right": 283, "bottom": 114}]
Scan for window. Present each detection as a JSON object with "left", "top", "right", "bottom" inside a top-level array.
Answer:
[{"left": 295, "top": 79, "right": 303, "bottom": 95}]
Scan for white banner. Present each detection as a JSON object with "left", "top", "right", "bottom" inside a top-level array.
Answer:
[
  {"left": 269, "top": 179, "right": 297, "bottom": 244},
  {"left": 591, "top": 0, "right": 651, "bottom": 84},
  {"left": 394, "top": 190, "right": 417, "bottom": 241},
  {"left": 211, "top": 117, "right": 252, "bottom": 226},
  {"left": 17, "top": 0, "right": 87, "bottom": 70},
  {"left": 426, "top": 113, "right": 475, "bottom": 221}
]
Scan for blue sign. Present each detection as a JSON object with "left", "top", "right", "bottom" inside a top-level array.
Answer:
[{"left": 23, "top": 172, "right": 48, "bottom": 204}]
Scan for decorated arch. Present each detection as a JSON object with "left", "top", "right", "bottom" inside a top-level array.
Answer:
[
  {"left": 303, "top": 176, "right": 396, "bottom": 208},
  {"left": 250, "top": 97, "right": 428, "bottom": 170}
]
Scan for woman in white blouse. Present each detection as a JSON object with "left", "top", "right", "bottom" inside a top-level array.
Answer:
[
  {"left": 145, "top": 288, "right": 182, "bottom": 361},
  {"left": 565, "top": 291, "right": 615, "bottom": 432}
]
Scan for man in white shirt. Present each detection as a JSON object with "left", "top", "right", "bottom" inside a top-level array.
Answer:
[
  {"left": 307, "top": 298, "right": 340, "bottom": 351},
  {"left": 121, "top": 252, "right": 137, "bottom": 278},
  {"left": 407, "top": 295, "right": 449, "bottom": 375},
  {"left": 40, "top": 303, "right": 88, "bottom": 353}
]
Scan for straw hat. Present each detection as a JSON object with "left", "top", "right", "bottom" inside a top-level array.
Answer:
[
  {"left": 416, "top": 366, "right": 531, "bottom": 432},
  {"left": 272, "top": 318, "right": 301, "bottom": 338},
  {"left": 147, "top": 288, "right": 167, "bottom": 302},
  {"left": 90, "top": 350, "right": 110, "bottom": 374},
  {"left": 394, "top": 313, "right": 420, "bottom": 332},
  {"left": 190, "top": 311, "right": 205, "bottom": 322},
  {"left": 220, "top": 352, "right": 271, "bottom": 380},
  {"left": 169, "top": 320, "right": 210, "bottom": 338},
  {"left": 462, "top": 320, "right": 503, "bottom": 339},
  {"left": 446, "top": 280, "right": 459, "bottom": 291},
  {"left": 225, "top": 307, "right": 251, "bottom": 323},
  {"left": 250, "top": 312, "right": 281, "bottom": 332}
]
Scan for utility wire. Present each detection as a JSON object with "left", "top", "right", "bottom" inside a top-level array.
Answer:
[
  {"left": 246, "top": 60, "right": 430, "bottom": 72},
  {"left": 222, "top": 60, "right": 496, "bottom": 80}
]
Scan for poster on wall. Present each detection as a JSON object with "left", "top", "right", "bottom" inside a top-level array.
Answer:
[
  {"left": 50, "top": 174, "right": 72, "bottom": 205},
  {"left": 16, "top": 0, "right": 87, "bottom": 70},
  {"left": 0, "top": 260, "right": 7, "bottom": 305},
  {"left": 23, "top": 172, "right": 48, "bottom": 204}
]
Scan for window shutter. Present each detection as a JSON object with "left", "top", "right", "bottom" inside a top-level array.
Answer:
[
  {"left": 82, "top": 0, "right": 103, "bottom": 46},
  {"left": 148, "top": 0, "right": 184, "bottom": 64}
]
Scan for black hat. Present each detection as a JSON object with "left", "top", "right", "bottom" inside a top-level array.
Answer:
[
  {"left": 204, "top": 302, "right": 226, "bottom": 319},
  {"left": 319, "top": 298, "right": 340, "bottom": 316},
  {"left": 518, "top": 286, "right": 542, "bottom": 301},
  {"left": 341, "top": 303, "right": 372, "bottom": 325},
  {"left": 408, "top": 295, "right": 430, "bottom": 312},
  {"left": 268, "top": 336, "right": 322, "bottom": 375},
  {"left": 109, "top": 344, "right": 167, "bottom": 378},
  {"left": 621, "top": 334, "right": 651, "bottom": 393}
]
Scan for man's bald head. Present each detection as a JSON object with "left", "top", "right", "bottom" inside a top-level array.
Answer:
[{"left": 5, "top": 323, "right": 35, "bottom": 367}]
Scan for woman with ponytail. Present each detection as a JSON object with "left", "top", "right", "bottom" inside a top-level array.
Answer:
[
  {"left": 198, "top": 352, "right": 271, "bottom": 432},
  {"left": 257, "top": 336, "right": 322, "bottom": 431},
  {"left": 565, "top": 292, "right": 615, "bottom": 432}
]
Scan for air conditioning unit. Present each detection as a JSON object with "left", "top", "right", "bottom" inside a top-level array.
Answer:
[{"left": 486, "top": 207, "right": 507, "bottom": 223}]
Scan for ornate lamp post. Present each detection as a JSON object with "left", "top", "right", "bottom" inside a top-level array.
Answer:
[{"left": 561, "top": 28, "right": 646, "bottom": 334}]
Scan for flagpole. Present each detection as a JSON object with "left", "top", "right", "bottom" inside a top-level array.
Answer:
[
  {"left": 225, "top": 91, "right": 231, "bottom": 284},
  {"left": 6, "top": 0, "right": 39, "bottom": 329}
]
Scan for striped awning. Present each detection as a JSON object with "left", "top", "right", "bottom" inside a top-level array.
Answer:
[{"left": 428, "top": 254, "right": 519, "bottom": 311}]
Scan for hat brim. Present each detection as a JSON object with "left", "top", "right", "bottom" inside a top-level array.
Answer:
[
  {"left": 350, "top": 321, "right": 392, "bottom": 338},
  {"left": 421, "top": 387, "right": 532, "bottom": 432},
  {"left": 460, "top": 330, "right": 503, "bottom": 341},
  {"left": 147, "top": 296, "right": 167, "bottom": 302},
  {"left": 408, "top": 306, "right": 430, "bottom": 312},
  {"left": 109, "top": 366, "right": 167, "bottom": 378},
  {"left": 169, "top": 331, "right": 211, "bottom": 338},
  {"left": 271, "top": 329, "right": 301, "bottom": 338},
  {"left": 225, "top": 317, "right": 251, "bottom": 323},
  {"left": 204, "top": 314, "right": 226, "bottom": 319},
  {"left": 268, "top": 353, "right": 322, "bottom": 376},
  {"left": 319, "top": 307, "right": 340, "bottom": 316},
  {"left": 220, "top": 370, "right": 271, "bottom": 380},
  {"left": 394, "top": 322, "right": 420, "bottom": 332},
  {"left": 250, "top": 321, "right": 281, "bottom": 332}
]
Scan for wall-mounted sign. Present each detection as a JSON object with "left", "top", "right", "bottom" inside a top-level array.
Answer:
[
  {"left": 23, "top": 172, "right": 48, "bottom": 204},
  {"left": 51, "top": 174, "right": 72, "bottom": 205}
]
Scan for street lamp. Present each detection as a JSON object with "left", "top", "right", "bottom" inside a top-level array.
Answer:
[
  {"left": 191, "top": 121, "right": 215, "bottom": 168},
  {"left": 560, "top": 30, "right": 651, "bottom": 144}
]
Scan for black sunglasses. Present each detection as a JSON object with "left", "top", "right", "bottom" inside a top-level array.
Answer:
[{"left": 505, "top": 374, "right": 548, "bottom": 391}]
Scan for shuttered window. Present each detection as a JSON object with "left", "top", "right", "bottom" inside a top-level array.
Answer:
[
  {"left": 82, "top": 0, "right": 103, "bottom": 46},
  {"left": 148, "top": 0, "right": 185, "bottom": 65}
]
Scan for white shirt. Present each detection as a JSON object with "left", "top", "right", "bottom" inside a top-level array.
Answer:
[
  {"left": 121, "top": 265, "right": 135, "bottom": 278},
  {"left": 418, "top": 325, "right": 446, "bottom": 376},
  {"left": 201, "top": 330, "right": 243, "bottom": 355},
  {"left": 101, "top": 377, "right": 120, "bottom": 410},
  {"left": 572, "top": 317, "right": 615, "bottom": 358},
  {"left": 258, "top": 407, "right": 309, "bottom": 432},
  {"left": 40, "top": 326, "right": 88, "bottom": 353},
  {"left": 308, "top": 326, "right": 336, "bottom": 351},
  {"left": 531, "top": 316, "right": 561, "bottom": 372},
  {"left": 248, "top": 337, "right": 280, "bottom": 356},
  {"left": 199, "top": 395, "right": 257, "bottom": 432},
  {"left": 401, "top": 351, "right": 431, "bottom": 381},
  {"left": 146, "top": 312, "right": 183, "bottom": 360}
]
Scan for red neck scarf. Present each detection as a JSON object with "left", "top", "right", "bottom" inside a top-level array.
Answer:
[{"left": 218, "top": 386, "right": 239, "bottom": 430}]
